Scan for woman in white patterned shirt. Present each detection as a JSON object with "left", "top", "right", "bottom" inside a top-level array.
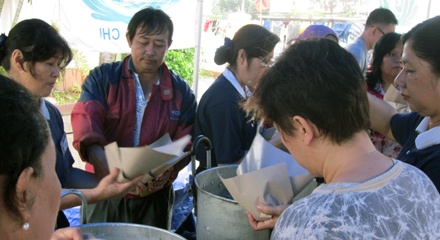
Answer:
[{"left": 244, "top": 38, "right": 440, "bottom": 239}]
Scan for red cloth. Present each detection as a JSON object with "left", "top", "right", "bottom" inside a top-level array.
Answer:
[
  {"left": 204, "top": 20, "right": 214, "bottom": 32},
  {"left": 256, "top": 0, "right": 269, "bottom": 11}
]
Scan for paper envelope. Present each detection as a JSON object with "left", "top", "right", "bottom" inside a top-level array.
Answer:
[
  {"left": 105, "top": 134, "right": 191, "bottom": 183},
  {"left": 220, "top": 132, "right": 314, "bottom": 221}
]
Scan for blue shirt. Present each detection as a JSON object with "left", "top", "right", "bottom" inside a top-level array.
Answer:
[{"left": 346, "top": 36, "right": 368, "bottom": 75}]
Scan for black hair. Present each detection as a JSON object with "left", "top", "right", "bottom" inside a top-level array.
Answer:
[
  {"left": 245, "top": 39, "right": 369, "bottom": 144},
  {"left": 127, "top": 7, "right": 173, "bottom": 44},
  {"left": 0, "top": 74, "right": 48, "bottom": 222},
  {"left": 402, "top": 15, "right": 440, "bottom": 76},
  {"left": 0, "top": 19, "right": 73, "bottom": 77},
  {"left": 366, "top": 8, "right": 398, "bottom": 27},
  {"left": 214, "top": 24, "right": 280, "bottom": 67},
  {"left": 366, "top": 32, "right": 402, "bottom": 91}
]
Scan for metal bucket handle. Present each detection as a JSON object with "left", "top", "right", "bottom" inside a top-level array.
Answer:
[
  {"left": 189, "top": 135, "right": 212, "bottom": 216},
  {"left": 61, "top": 189, "right": 88, "bottom": 225},
  {"left": 190, "top": 135, "right": 212, "bottom": 176}
]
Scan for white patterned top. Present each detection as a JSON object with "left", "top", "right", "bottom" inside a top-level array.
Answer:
[{"left": 272, "top": 159, "right": 440, "bottom": 240}]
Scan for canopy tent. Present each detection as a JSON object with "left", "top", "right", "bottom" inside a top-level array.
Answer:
[
  {"left": 2, "top": 0, "right": 440, "bottom": 98},
  {"left": 0, "top": 0, "right": 204, "bottom": 98},
  {"left": 376, "top": 0, "right": 436, "bottom": 33}
]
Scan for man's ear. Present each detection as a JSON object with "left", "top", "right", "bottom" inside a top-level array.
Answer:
[
  {"left": 292, "top": 116, "right": 315, "bottom": 145},
  {"left": 126, "top": 33, "right": 132, "bottom": 48},
  {"left": 368, "top": 26, "right": 378, "bottom": 38},
  {"left": 15, "top": 167, "right": 34, "bottom": 211}
]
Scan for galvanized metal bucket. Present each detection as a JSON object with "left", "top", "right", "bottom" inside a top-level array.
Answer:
[
  {"left": 79, "top": 222, "right": 186, "bottom": 240},
  {"left": 61, "top": 190, "right": 185, "bottom": 239},
  {"left": 194, "top": 165, "right": 271, "bottom": 240}
]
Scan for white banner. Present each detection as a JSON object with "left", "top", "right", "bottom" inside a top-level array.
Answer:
[
  {"left": 59, "top": 0, "right": 197, "bottom": 53},
  {"left": 372, "top": 0, "right": 438, "bottom": 33}
]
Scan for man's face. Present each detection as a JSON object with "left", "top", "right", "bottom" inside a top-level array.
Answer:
[{"left": 127, "top": 27, "right": 171, "bottom": 74}]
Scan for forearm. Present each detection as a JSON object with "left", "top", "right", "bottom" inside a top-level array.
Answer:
[
  {"left": 60, "top": 168, "right": 143, "bottom": 210},
  {"left": 65, "top": 168, "right": 98, "bottom": 189},
  {"left": 59, "top": 188, "right": 99, "bottom": 210},
  {"left": 71, "top": 97, "right": 108, "bottom": 162},
  {"left": 87, "top": 144, "right": 109, "bottom": 180},
  {"left": 368, "top": 93, "right": 398, "bottom": 141}
]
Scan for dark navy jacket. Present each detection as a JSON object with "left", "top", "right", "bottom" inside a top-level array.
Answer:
[
  {"left": 194, "top": 74, "right": 257, "bottom": 168},
  {"left": 392, "top": 112, "right": 440, "bottom": 192},
  {"left": 45, "top": 100, "right": 74, "bottom": 187}
]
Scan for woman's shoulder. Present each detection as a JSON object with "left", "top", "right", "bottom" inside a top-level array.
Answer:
[
  {"left": 202, "top": 75, "right": 239, "bottom": 100},
  {"left": 43, "top": 99, "right": 62, "bottom": 118},
  {"left": 391, "top": 112, "right": 422, "bottom": 129}
]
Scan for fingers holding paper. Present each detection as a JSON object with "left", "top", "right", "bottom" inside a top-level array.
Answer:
[
  {"left": 247, "top": 203, "right": 290, "bottom": 231},
  {"left": 147, "top": 167, "right": 174, "bottom": 192}
]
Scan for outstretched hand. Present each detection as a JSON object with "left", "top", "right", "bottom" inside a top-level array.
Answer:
[
  {"left": 94, "top": 167, "right": 144, "bottom": 199},
  {"left": 247, "top": 203, "right": 290, "bottom": 231},
  {"left": 59, "top": 168, "right": 145, "bottom": 210}
]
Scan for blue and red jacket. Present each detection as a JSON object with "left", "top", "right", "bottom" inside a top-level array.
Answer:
[{"left": 71, "top": 56, "right": 196, "bottom": 172}]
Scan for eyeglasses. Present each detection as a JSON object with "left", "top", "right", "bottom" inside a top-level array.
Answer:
[
  {"left": 374, "top": 26, "right": 385, "bottom": 35},
  {"left": 258, "top": 56, "right": 275, "bottom": 68}
]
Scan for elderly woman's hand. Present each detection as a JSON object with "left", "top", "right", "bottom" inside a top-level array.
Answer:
[
  {"left": 247, "top": 203, "right": 290, "bottom": 231},
  {"left": 51, "top": 227, "right": 83, "bottom": 240}
]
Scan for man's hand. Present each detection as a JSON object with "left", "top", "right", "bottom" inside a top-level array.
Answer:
[
  {"left": 247, "top": 203, "right": 290, "bottom": 231},
  {"left": 147, "top": 167, "right": 173, "bottom": 192}
]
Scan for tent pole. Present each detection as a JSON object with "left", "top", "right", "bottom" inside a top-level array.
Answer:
[
  {"left": 259, "top": 0, "right": 262, "bottom": 24},
  {"left": 12, "top": 0, "right": 25, "bottom": 25},
  {"left": 193, "top": 0, "right": 203, "bottom": 99},
  {"left": 0, "top": 0, "right": 5, "bottom": 19},
  {"left": 427, "top": 0, "right": 432, "bottom": 19}
]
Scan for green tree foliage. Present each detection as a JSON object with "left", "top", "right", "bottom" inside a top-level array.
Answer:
[
  {"left": 72, "top": 49, "right": 91, "bottom": 76},
  {"left": 165, "top": 48, "right": 195, "bottom": 87},
  {"left": 0, "top": 67, "right": 6, "bottom": 76}
]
